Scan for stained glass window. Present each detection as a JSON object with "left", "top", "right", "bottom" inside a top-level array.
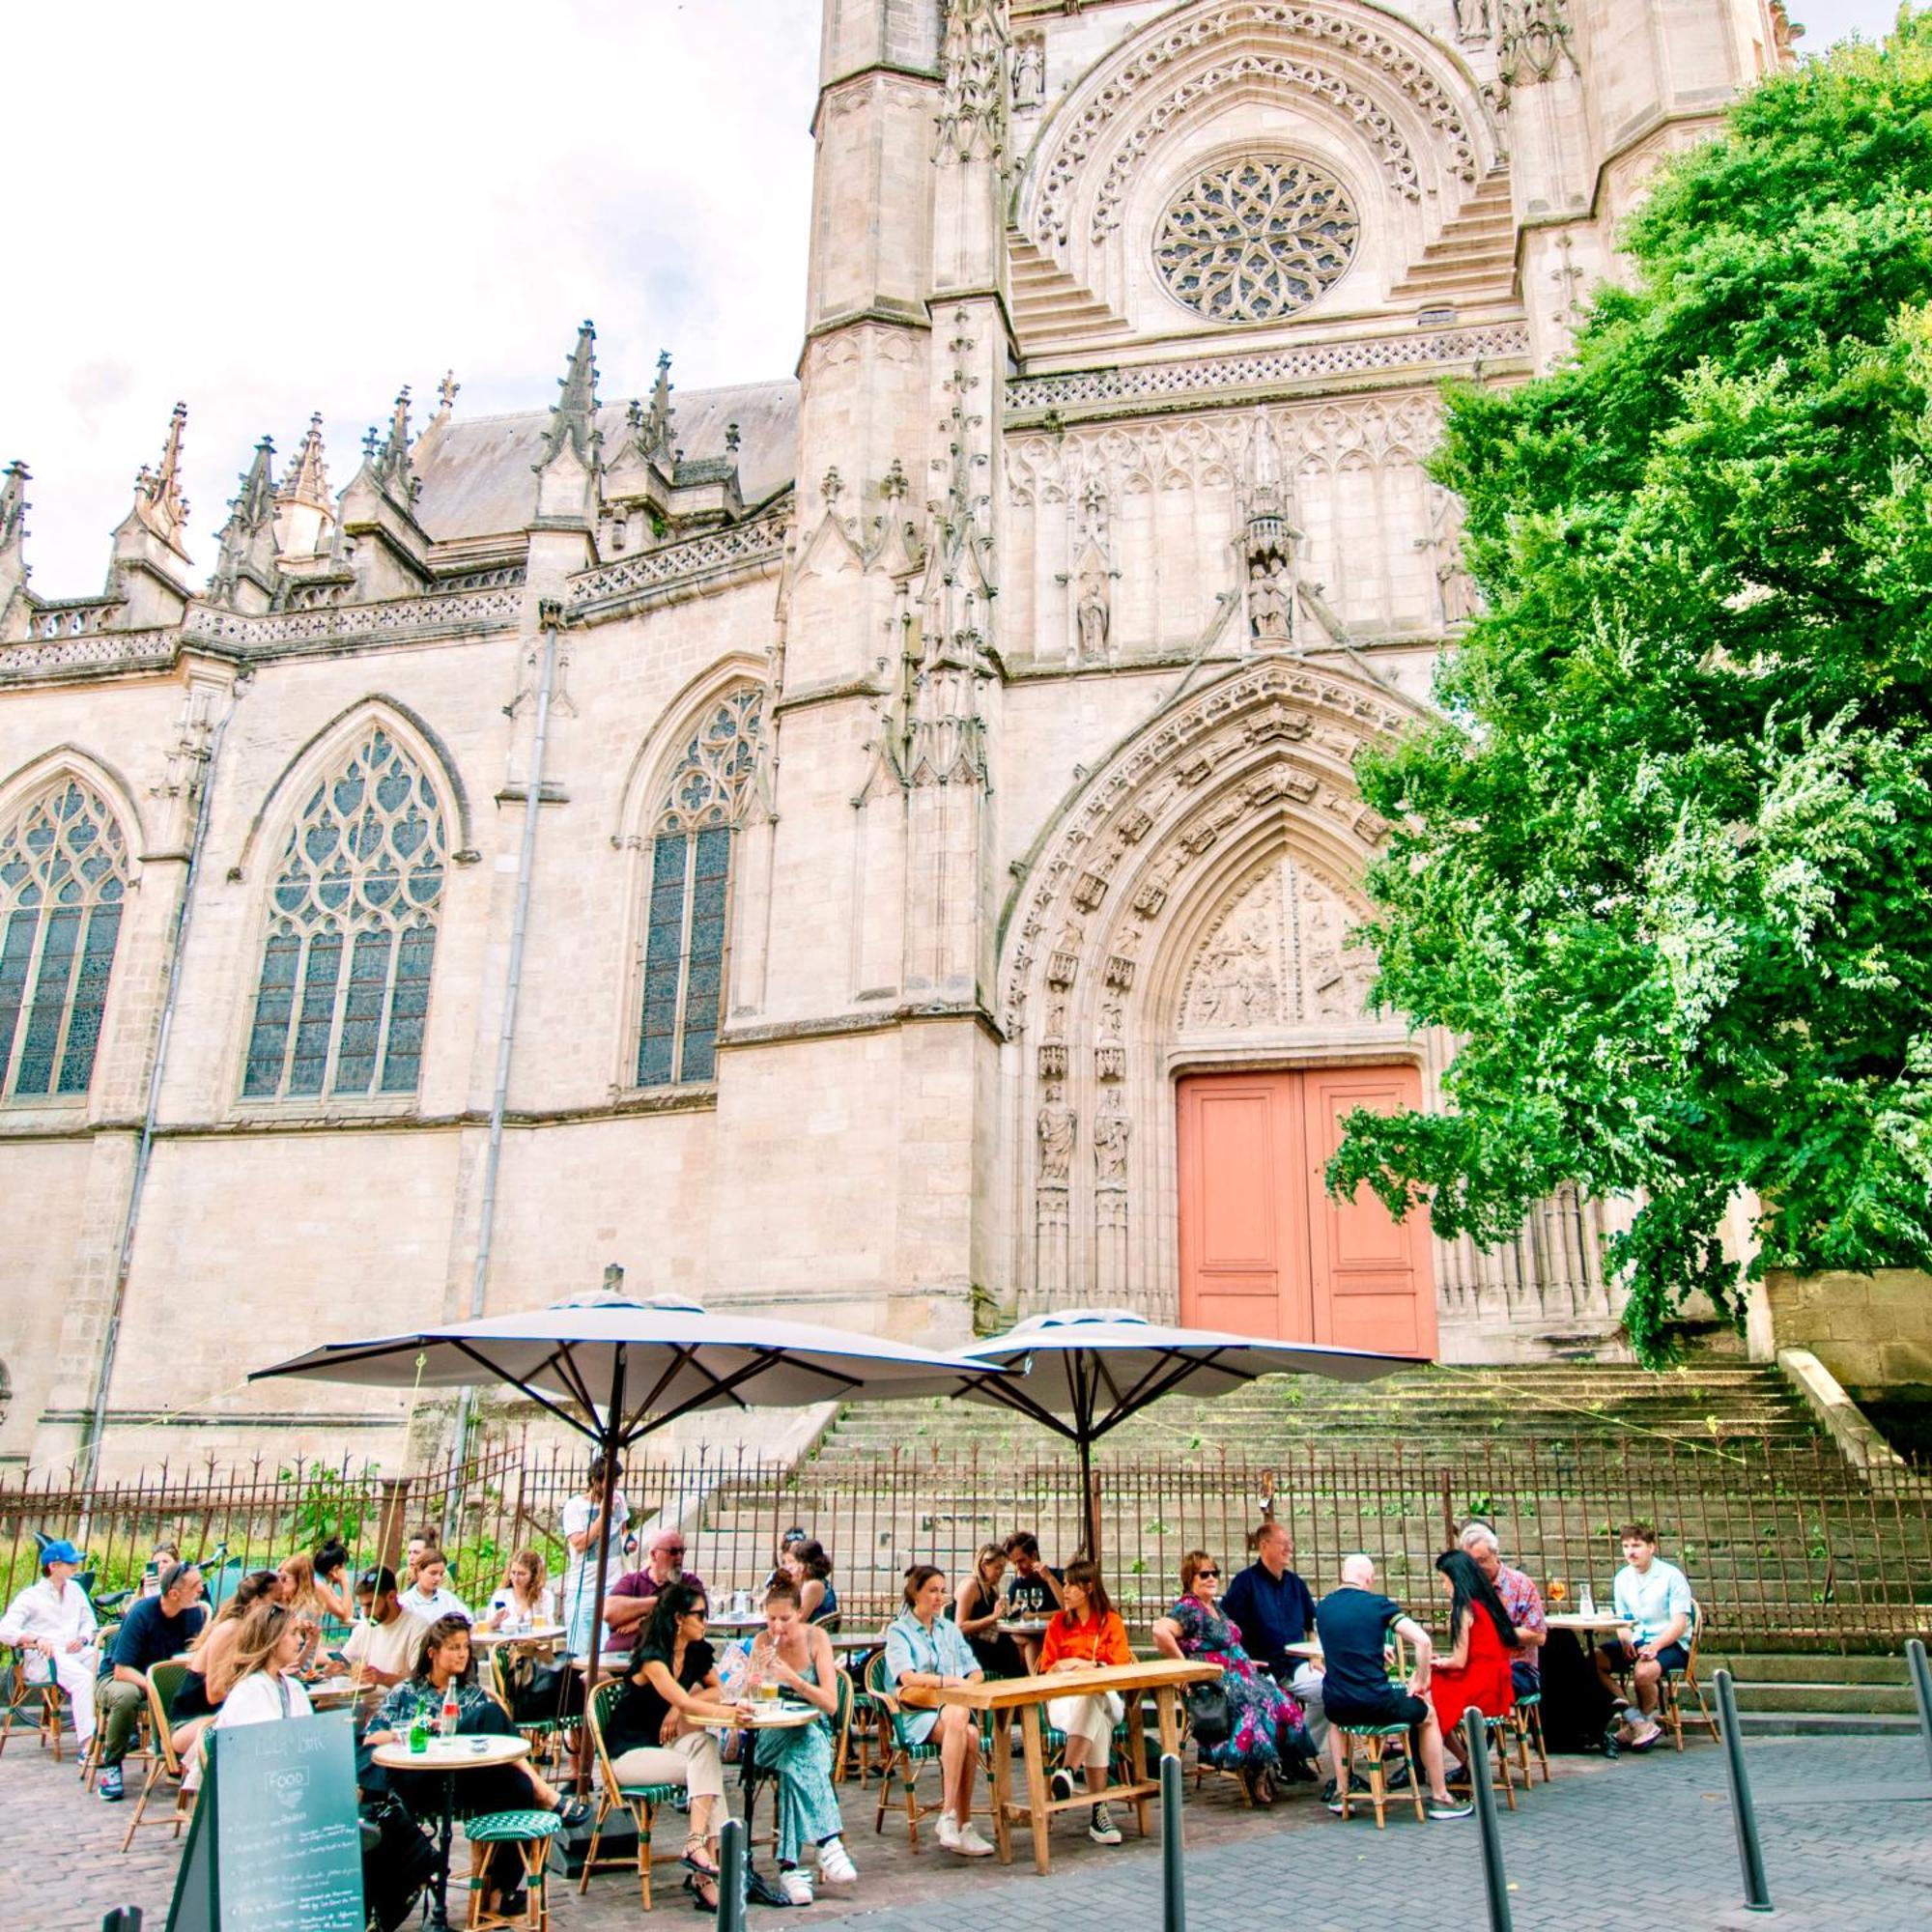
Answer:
[
  {"left": 242, "top": 724, "right": 446, "bottom": 1100},
  {"left": 0, "top": 778, "right": 129, "bottom": 1100},
  {"left": 636, "top": 688, "right": 760, "bottom": 1088}
]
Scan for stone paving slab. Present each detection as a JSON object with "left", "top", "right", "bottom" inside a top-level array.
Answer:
[{"left": 14, "top": 1728, "right": 1929, "bottom": 1932}]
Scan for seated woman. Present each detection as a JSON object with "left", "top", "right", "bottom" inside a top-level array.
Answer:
[
  {"left": 184, "top": 1601, "right": 314, "bottom": 1791},
  {"left": 484, "top": 1548, "right": 557, "bottom": 1632},
  {"left": 310, "top": 1539, "right": 355, "bottom": 1626},
  {"left": 781, "top": 1539, "right": 838, "bottom": 1627},
  {"left": 953, "top": 1544, "right": 1025, "bottom": 1680},
  {"left": 170, "top": 1569, "right": 282, "bottom": 1747},
  {"left": 1152, "top": 1548, "right": 1308, "bottom": 1804},
  {"left": 1038, "top": 1560, "right": 1133, "bottom": 1845},
  {"left": 600, "top": 1581, "right": 737, "bottom": 1908},
  {"left": 883, "top": 1566, "right": 994, "bottom": 1859},
  {"left": 277, "top": 1552, "right": 340, "bottom": 1669},
  {"left": 396, "top": 1548, "right": 471, "bottom": 1624},
  {"left": 746, "top": 1578, "right": 859, "bottom": 1903},
  {"left": 365, "top": 1615, "right": 588, "bottom": 1919},
  {"left": 1427, "top": 1549, "right": 1520, "bottom": 1766}
]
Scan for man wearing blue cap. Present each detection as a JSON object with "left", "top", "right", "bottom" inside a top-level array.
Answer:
[{"left": 0, "top": 1540, "right": 100, "bottom": 1749}]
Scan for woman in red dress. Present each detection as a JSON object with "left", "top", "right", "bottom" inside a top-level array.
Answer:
[{"left": 1428, "top": 1548, "right": 1520, "bottom": 1770}]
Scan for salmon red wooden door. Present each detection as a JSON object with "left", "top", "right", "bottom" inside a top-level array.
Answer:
[{"left": 1177, "top": 1066, "right": 1436, "bottom": 1357}]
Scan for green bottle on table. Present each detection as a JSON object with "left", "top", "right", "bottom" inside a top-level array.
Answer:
[{"left": 409, "top": 1708, "right": 429, "bottom": 1754}]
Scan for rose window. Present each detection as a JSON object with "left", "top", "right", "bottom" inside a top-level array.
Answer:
[{"left": 1152, "top": 157, "right": 1359, "bottom": 323}]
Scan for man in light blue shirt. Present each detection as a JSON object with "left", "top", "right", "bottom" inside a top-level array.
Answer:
[{"left": 1594, "top": 1521, "right": 1695, "bottom": 1750}]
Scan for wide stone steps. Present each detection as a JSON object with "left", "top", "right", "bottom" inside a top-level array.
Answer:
[
  {"left": 1009, "top": 231, "right": 1131, "bottom": 352},
  {"left": 1390, "top": 170, "right": 1518, "bottom": 304},
  {"left": 1699, "top": 1651, "right": 1928, "bottom": 1734}
]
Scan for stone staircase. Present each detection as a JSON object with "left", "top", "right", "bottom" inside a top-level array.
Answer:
[
  {"left": 1009, "top": 229, "right": 1133, "bottom": 355},
  {"left": 675, "top": 1359, "right": 1930, "bottom": 1727},
  {"left": 815, "top": 1359, "right": 1824, "bottom": 1465},
  {"left": 1389, "top": 168, "right": 1518, "bottom": 308},
  {"left": 1700, "top": 1651, "right": 1926, "bottom": 1737}
]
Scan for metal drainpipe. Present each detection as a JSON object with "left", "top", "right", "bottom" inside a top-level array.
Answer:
[
  {"left": 445, "top": 601, "right": 561, "bottom": 1520},
  {"left": 81, "top": 684, "right": 241, "bottom": 1490}
]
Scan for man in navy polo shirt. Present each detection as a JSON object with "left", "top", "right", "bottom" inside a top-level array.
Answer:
[
  {"left": 1221, "top": 1520, "right": 1328, "bottom": 1755},
  {"left": 95, "top": 1561, "right": 205, "bottom": 1802}
]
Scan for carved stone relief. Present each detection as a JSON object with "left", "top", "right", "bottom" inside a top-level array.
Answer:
[{"left": 1179, "top": 852, "right": 1375, "bottom": 1030}]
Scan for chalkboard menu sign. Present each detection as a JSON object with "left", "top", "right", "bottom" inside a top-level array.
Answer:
[{"left": 167, "top": 1712, "right": 364, "bottom": 1932}]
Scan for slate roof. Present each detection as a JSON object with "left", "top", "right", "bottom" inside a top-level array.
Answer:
[{"left": 408, "top": 378, "right": 798, "bottom": 544}]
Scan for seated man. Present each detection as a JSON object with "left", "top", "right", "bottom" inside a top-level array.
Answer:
[
  {"left": 1000, "top": 1533, "right": 1064, "bottom": 1670},
  {"left": 602, "top": 1528, "right": 705, "bottom": 1645},
  {"left": 1595, "top": 1521, "right": 1694, "bottom": 1751},
  {"left": 344, "top": 1567, "right": 431, "bottom": 1690},
  {"left": 1459, "top": 1521, "right": 1547, "bottom": 1698},
  {"left": 1314, "top": 1553, "right": 1469, "bottom": 1821},
  {"left": 1221, "top": 1520, "right": 1325, "bottom": 1758},
  {"left": 95, "top": 1561, "right": 206, "bottom": 1803},
  {"left": 0, "top": 1540, "right": 100, "bottom": 1751}
]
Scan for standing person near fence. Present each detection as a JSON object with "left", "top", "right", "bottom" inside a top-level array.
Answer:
[
  {"left": 561, "top": 1456, "right": 630, "bottom": 1655},
  {"left": 0, "top": 1539, "right": 99, "bottom": 1750}
]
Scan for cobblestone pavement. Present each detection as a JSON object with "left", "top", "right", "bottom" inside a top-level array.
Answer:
[{"left": 15, "top": 1728, "right": 1929, "bottom": 1931}]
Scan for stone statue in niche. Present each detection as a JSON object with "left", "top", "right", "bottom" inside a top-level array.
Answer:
[
  {"left": 1248, "top": 560, "right": 1292, "bottom": 643},
  {"left": 1011, "top": 34, "right": 1045, "bottom": 107},
  {"left": 1075, "top": 569, "right": 1110, "bottom": 663},
  {"left": 1438, "top": 553, "right": 1478, "bottom": 626},
  {"left": 1037, "top": 1085, "right": 1076, "bottom": 1183},
  {"left": 1453, "top": 0, "right": 1492, "bottom": 41},
  {"left": 1094, "top": 1098, "right": 1130, "bottom": 1188}
]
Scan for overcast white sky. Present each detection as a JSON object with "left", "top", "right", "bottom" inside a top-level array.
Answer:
[{"left": 0, "top": 0, "right": 1907, "bottom": 596}]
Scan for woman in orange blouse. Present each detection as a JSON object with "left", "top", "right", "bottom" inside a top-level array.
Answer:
[{"left": 1038, "top": 1559, "right": 1132, "bottom": 1845}]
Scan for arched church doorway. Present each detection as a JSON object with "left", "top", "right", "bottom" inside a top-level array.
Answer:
[{"left": 1177, "top": 1065, "right": 1436, "bottom": 1356}]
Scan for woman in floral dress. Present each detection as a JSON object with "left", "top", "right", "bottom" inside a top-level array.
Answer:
[{"left": 1152, "top": 1548, "right": 1308, "bottom": 1804}]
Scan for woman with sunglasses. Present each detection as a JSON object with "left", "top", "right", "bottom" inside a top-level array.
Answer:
[
  {"left": 601, "top": 1581, "right": 738, "bottom": 1907},
  {"left": 1151, "top": 1549, "right": 1308, "bottom": 1804}
]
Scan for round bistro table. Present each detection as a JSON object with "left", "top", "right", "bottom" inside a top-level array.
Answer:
[{"left": 374, "top": 1733, "right": 530, "bottom": 1930}]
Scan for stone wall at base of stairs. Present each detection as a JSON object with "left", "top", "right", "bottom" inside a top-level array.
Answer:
[{"left": 1763, "top": 1267, "right": 1932, "bottom": 1393}]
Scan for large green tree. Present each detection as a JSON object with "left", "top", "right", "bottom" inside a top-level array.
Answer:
[{"left": 1329, "top": 16, "right": 1932, "bottom": 1363}]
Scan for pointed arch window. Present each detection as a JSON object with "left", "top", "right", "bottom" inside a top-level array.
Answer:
[
  {"left": 0, "top": 779, "right": 130, "bottom": 1099},
  {"left": 637, "top": 689, "right": 761, "bottom": 1088},
  {"left": 242, "top": 724, "right": 447, "bottom": 1100}
]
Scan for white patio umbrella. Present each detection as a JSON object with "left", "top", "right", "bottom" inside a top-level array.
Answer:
[
  {"left": 251, "top": 1275, "right": 1006, "bottom": 1716},
  {"left": 954, "top": 1308, "right": 1424, "bottom": 1559}
]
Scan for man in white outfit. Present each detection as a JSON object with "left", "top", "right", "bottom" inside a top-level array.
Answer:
[{"left": 0, "top": 1539, "right": 100, "bottom": 1747}]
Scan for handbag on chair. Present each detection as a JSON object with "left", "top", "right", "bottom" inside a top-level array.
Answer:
[{"left": 1183, "top": 1679, "right": 1233, "bottom": 1750}]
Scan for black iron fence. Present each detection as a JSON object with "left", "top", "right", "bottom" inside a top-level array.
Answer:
[{"left": 2, "top": 1434, "right": 1925, "bottom": 1651}]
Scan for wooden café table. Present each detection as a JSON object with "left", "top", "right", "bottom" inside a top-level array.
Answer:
[{"left": 906, "top": 1658, "right": 1221, "bottom": 1875}]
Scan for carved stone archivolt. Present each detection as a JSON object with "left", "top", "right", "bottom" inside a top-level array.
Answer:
[
  {"left": 1004, "top": 657, "right": 1424, "bottom": 1318},
  {"left": 1026, "top": 1, "right": 1493, "bottom": 253}
]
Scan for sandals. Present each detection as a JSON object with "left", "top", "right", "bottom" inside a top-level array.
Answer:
[
  {"left": 682, "top": 1842, "right": 722, "bottom": 1879},
  {"left": 553, "top": 1798, "right": 591, "bottom": 1831},
  {"left": 685, "top": 1873, "right": 720, "bottom": 1914}
]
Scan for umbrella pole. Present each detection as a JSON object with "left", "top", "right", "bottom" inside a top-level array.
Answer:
[
  {"left": 1081, "top": 1435, "right": 1099, "bottom": 1566},
  {"left": 576, "top": 1345, "right": 627, "bottom": 1790}
]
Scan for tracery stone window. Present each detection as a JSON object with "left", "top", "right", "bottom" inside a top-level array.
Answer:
[
  {"left": 1153, "top": 156, "right": 1359, "bottom": 323},
  {"left": 242, "top": 724, "right": 446, "bottom": 1100},
  {"left": 637, "top": 688, "right": 760, "bottom": 1088},
  {"left": 0, "top": 779, "right": 129, "bottom": 1099}
]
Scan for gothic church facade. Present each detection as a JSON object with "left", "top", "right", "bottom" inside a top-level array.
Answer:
[{"left": 0, "top": 0, "right": 1792, "bottom": 1471}]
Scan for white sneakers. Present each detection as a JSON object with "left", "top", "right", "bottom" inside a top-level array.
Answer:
[
  {"left": 779, "top": 1869, "right": 815, "bottom": 1907},
  {"left": 936, "top": 1812, "right": 996, "bottom": 1857},
  {"left": 1088, "top": 1803, "right": 1122, "bottom": 1845},
  {"left": 815, "top": 1837, "right": 859, "bottom": 1886}
]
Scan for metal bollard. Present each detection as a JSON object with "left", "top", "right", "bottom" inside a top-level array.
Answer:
[
  {"left": 1908, "top": 1638, "right": 1932, "bottom": 1779},
  {"left": 1713, "top": 1669, "right": 1772, "bottom": 1913},
  {"left": 100, "top": 1915, "right": 142, "bottom": 1932},
  {"left": 1463, "top": 1708, "right": 1513, "bottom": 1932},
  {"left": 1161, "top": 1751, "right": 1186, "bottom": 1932},
  {"left": 715, "top": 1815, "right": 747, "bottom": 1932}
]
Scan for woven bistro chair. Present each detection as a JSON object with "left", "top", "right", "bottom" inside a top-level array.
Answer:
[
  {"left": 120, "top": 1662, "right": 198, "bottom": 1853},
  {"left": 0, "top": 1645, "right": 69, "bottom": 1760},
  {"left": 865, "top": 1649, "right": 952, "bottom": 1848},
  {"left": 577, "top": 1676, "right": 685, "bottom": 1908},
  {"left": 1658, "top": 1603, "right": 1719, "bottom": 1749}
]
